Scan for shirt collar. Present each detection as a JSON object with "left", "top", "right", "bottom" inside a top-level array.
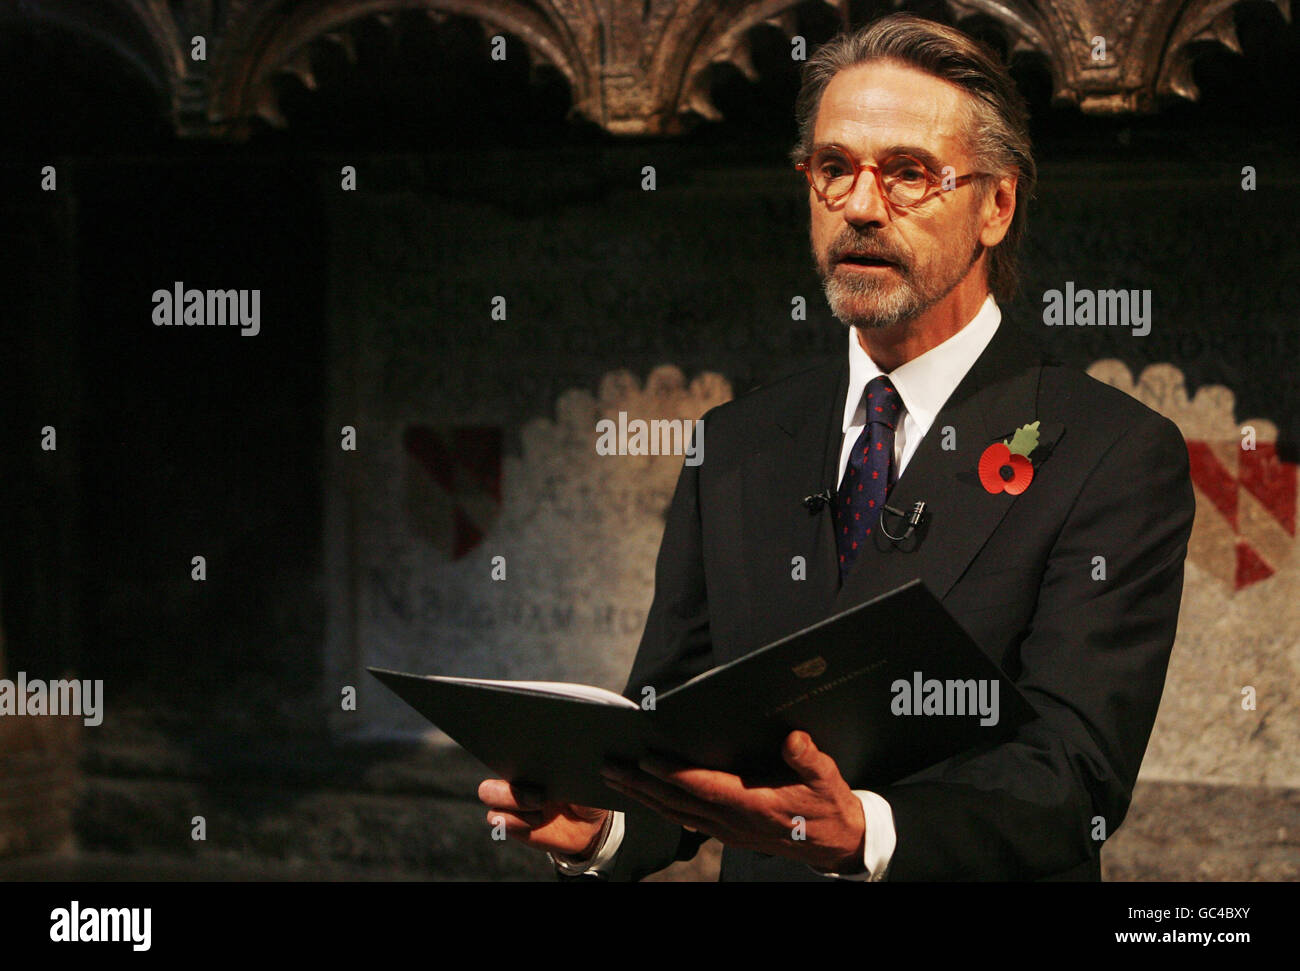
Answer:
[{"left": 843, "top": 293, "right": 1002, "bottom": 437}]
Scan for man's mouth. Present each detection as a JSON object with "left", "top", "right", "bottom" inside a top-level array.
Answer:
[{"left": 837, "top": 253, "right": 898, "bottom": 269}]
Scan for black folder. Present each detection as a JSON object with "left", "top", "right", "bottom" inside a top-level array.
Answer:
[{"left": 369, "top": 578, "right": 1037, "bottom": 812}]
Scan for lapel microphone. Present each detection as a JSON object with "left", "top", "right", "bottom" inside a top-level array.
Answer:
[
  {"left": 802, "top": 489, "right": 835, "bottom": 512},
  {"left": 880, "top": 500, "right": 928, "bottom": 542}
]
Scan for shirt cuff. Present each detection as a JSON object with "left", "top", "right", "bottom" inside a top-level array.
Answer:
[
  {"left": 550, "top": 810, "right": 625, "bottom": 876},
  {"left": 813, "top": 790, "right": 897, "bottom": 881}
]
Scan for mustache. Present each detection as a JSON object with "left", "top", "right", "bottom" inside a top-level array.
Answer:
[{"left": 828, "top": 236, "right": 909, "bottom": 267}]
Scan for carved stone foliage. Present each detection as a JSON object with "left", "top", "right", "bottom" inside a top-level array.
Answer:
[{"left": 6, "top": 0, "right": 1291, "bottom": 137}]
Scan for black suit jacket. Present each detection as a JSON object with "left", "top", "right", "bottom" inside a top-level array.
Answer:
[{"left": 602, "top": 315, "right": 1195, "bottom": 881}]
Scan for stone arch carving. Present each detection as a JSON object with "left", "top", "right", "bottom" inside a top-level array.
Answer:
[{"left": 6, "top": 0, "right": 1292, "bottom": 139}]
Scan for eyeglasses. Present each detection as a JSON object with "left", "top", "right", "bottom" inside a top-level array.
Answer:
[{"left": 796, "top": 144, "right": 989, "bottom": 209}]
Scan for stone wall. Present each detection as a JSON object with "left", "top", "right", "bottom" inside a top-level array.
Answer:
[{"left": 2, "top": 135, "right": 1297, "bottom": 879}]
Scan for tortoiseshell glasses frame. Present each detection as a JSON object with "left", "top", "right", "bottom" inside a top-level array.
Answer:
[{"left": 796, "top": 144, "right": 992, "bottom": 210}]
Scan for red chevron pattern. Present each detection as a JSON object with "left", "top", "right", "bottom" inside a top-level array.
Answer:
[
  {"left": 1186, "top": 441, "right": 1295, "bottom": 590},
  {"left": 404, "top": 426, "right": 502, "bottom": 559}
]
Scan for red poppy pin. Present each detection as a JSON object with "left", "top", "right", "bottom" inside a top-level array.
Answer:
[{"left": 979, "top": 421, "right": 1040, "bottom": 496}]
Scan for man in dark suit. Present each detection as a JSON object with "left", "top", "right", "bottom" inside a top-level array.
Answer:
[{"left": 478, "top": 13, "right": 1194, "bottom": 880}]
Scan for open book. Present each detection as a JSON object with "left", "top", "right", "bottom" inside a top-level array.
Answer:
[
  {"left": 425, "top": 676, "right": 639, "bottom": 708},
  {"left": 369, "top": 579, "right": 1036, "bottom": 812}
]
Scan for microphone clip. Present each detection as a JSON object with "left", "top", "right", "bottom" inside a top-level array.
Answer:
[
  {"left": 802, "top": 489, "right": 835, "bottom": 513},
  {"left": 879, "top": 500, "right": 928, "bottom": 544}
]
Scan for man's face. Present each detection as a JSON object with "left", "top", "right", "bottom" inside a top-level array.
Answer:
[{"left": 808, "top": 59, "right": 992, "bottom": 330}]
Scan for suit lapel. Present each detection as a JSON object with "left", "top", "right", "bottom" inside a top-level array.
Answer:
[
  {"left": 739, "top": 358, "right": 847, "bottom": 641},
  {"left": 832, "top": 318, "right": 1064, "bottom": 611}
]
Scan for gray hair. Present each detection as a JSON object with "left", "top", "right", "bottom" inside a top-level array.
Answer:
[{"left": 789, "top": 14, "right": 1036, "bottom": 302}]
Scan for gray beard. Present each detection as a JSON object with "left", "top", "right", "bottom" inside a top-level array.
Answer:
[
  {"left": 822, "top": 271, "right": 927, "bottom": 331},
  {"left": 820, "top": 237, "right": 985, "bottom": 331}
]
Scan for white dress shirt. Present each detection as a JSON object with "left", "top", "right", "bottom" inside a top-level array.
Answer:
[{"left": 555, "top": 295, "right": 1003, "bottom": 880}]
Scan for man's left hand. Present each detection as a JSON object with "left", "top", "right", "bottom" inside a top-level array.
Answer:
[{"left": 602, "top": 730, "right": 867, "bottom": 873}]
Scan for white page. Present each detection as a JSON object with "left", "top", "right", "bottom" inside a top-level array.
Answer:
[{"left": 432, "top": 675, "right": 640, "bottom": 709}]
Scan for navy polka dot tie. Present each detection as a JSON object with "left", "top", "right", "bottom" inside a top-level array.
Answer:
[{"left": 835, "top": 375, "right": 902, "bottom": 581}]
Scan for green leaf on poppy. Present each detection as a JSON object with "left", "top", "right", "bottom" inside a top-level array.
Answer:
[{"left": 1004, "top": 420, "right": 1040, "bottom": 457}]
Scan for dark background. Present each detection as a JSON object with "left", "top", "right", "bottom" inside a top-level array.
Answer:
[{"left": 0, "top": 1, "right": 1296, "bottom": 879}]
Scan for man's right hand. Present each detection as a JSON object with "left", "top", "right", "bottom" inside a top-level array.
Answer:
[{"left": 477, "top": 778, "right": 611, "bottom": 860}]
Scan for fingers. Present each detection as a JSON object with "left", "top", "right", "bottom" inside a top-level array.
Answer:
[
  {"left": 483, "top": 810, "right": 572, "bottom": 854},
  {"left": 483, "top": 805, "right": 610, "bottom": 858},
  {"left": 635, "top": 754, "right": 742, "bottom": 805},
  {"left": 781, "top": 731, "right": 835, "bottom": 786},
  {"left": 477, "top": 778, "right": 545, "bottom": 812},
  {"left": 603, "top": 776, "right": 718, "bottom": 836},
  {"left": 485, "top": 809, "right": 542, "bottom": 832},
  {"left": 603, "top": 763, "right": 727, "bottom": 828}
]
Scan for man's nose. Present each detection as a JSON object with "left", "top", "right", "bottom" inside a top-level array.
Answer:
[{"left": 842, "top": 168, "right": 891, "bottom": 226}]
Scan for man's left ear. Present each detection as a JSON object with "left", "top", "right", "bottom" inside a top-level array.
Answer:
[{"left": 978, "top": 171, "right": 1018, "bottom": 248}]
